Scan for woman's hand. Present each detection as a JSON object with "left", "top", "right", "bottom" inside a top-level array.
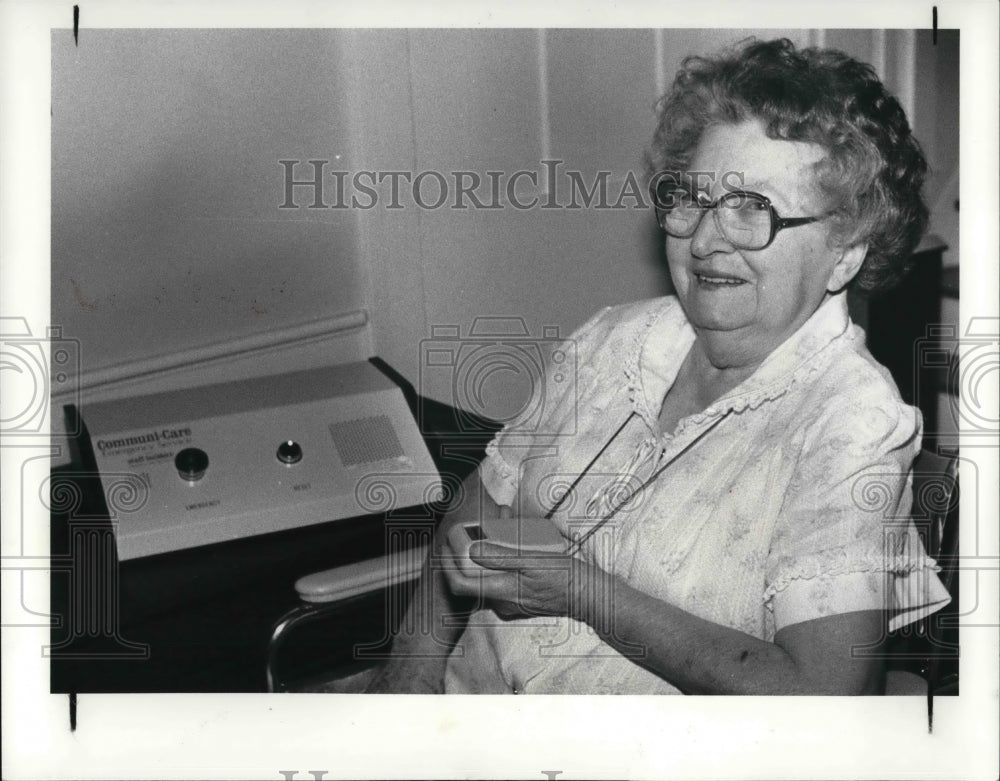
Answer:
[{"left": 440, "top": 530, "right": 588, "bottom": 619}]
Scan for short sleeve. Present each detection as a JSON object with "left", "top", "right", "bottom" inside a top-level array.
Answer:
[
  {"left": 765, "top": 393, "right": 950, "bottom": 633},
  {"left": 478, "top": 306, "right": 612, "bottom": 507}
]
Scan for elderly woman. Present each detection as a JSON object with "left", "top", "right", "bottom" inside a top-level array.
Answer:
[{"left": 367, "top": 38, "right": 949, "bottom": 695}]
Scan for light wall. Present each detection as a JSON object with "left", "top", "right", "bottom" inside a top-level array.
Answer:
[{"left": 52, "top": 30, "right": 367, "bottom": 378}]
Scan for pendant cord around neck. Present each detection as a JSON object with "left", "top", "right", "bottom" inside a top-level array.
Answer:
[
  {"left": 542, "top": 411, "right": 637, "bottom": 521},
  {"left": 565, "top": 410, "right": 731, "bottom": 556}
]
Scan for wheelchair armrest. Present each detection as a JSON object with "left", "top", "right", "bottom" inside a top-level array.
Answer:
[
  {"left": 268, "top": 545, "right": 429, "bottom": 691},
  {"left": 294, "top": 545, "right": 429, "bottom": 603}
]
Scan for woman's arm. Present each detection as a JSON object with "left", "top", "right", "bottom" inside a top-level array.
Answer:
[
  {"left": 448, "top": 544, "right": 885, "bottom": 695},
  {"left": 365, "top": 468, "right": 505, "bottom": 693},
  {"left": 574, "top": 566, "right": 885, "bottom": 695}
]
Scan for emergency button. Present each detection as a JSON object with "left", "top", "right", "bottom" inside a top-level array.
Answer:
[{"left": 175, "top": 447, "right": 209, "bottom": 482}]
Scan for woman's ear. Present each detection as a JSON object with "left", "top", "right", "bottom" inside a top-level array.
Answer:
[{"left": 827, "top": 242, "right": 868, "bottom": 292}]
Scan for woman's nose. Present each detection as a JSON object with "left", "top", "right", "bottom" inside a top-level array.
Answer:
[{"left": 689, "top": 208, "right": 734, "bottom": 257}]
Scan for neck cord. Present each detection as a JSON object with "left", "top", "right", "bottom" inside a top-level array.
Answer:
[
  {"left": 564, "top": 410, "right": 731, "bottom": 557},
  {"left": 543, "top": 411, "right": 637, "bottom": 521}
]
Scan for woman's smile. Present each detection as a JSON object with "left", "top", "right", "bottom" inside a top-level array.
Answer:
[{"left": 692, "top": 270, "right": 749, "bottom": 286}]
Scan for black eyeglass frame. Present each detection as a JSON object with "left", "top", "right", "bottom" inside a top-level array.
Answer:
[{"left": 653, "top": 185, "right": 831, "bottom": 250}]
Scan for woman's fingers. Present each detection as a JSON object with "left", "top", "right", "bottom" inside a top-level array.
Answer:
[
  {"left": 440, "top": 533, "right": 582, "bottom": 618},
  {"left": 438, "top": 544, "right": 481, "bottom": 594},
  {"left": 438, "top": 541, "right": 520, "bottom": 602},
  {"left": 467, "top": 541, "right": 526, "bottom": 569},
  {"left": 469, "top": 541, "right": 572, "bottom": 571}
]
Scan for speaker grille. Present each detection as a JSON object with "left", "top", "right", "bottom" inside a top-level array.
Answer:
[{"left": 328, "top": 415, "right": 404, "bottom": 465}]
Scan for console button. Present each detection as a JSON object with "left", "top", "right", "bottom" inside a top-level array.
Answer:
[
  {"left": 175, "top": 448, "right": 209, "bottom": 482},
  {"left": 277, "top": 440, "right": 303, "bottom": 465}
]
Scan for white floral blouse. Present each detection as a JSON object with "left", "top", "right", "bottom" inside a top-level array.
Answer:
[{"left": 443, "top": 293, "right": 951, "bottom": 694}]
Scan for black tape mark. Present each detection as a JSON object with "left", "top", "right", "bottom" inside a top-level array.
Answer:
[
  {"left": 73, "top": 5, "right": 79, "bottom": 46},
  {"left": 69, "top": 692, "right": 77, "bottom": 731},
  {"left": 933, "top": 6, "right": 938, "bottom": 45}
]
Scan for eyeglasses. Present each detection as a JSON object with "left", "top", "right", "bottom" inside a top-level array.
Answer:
[{"left": 653, "top": 183, "right": 829, "bottom": 250}]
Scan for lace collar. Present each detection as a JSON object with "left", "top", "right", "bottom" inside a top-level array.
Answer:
[{"left": 625, "top": 293, "right": 855, "bottom": 430}]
